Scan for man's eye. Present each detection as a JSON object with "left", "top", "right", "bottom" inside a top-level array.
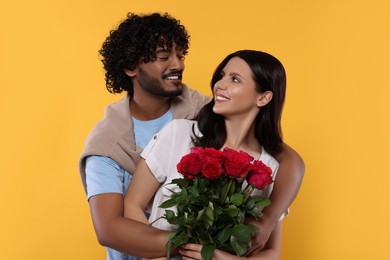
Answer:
[
  {"left": 232, "top": 77, "right": 240, "bottom": 83},
  {"left": 157, "top": 56, "right": 169, "bottom": 61},
  {"left": 178, "top": 55, "right": 186, "bottom": 61}
]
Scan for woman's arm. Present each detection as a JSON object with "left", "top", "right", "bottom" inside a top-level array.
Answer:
[
  {"left": 180, "top": 222, "right": 282, "bottom": 260},
  {"left": 124, "top": 159, "right": 161, "bottom": 223},
  {"left": 124, "top": 159, "right": 181, "bottom": 258},
  {"left": 247, "top": 142, "right": 304, "bottom": 255}
]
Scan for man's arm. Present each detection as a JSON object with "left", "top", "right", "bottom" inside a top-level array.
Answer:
[
  {"left": 247, "top": 142, "right": 305, "bottom": 255},
  {"left": 85, "top": 156, "right": 169, "bottom": 258},
  {"left": 89, "top": 194, "right": 168, "bottom": 257}
]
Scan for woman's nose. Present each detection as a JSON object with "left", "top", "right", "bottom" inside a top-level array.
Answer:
[
  {"left": 213, "top": 80, "right": 226, "bottom": 94},
  {"left": 214, "top": 78, "right": 227, "bottom": 90}
]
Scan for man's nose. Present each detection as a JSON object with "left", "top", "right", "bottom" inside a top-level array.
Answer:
[{"left": 169, "top": 56, "right": 185, "bottom": 71}]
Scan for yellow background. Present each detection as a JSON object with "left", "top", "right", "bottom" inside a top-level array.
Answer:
[{"left": 1, "top": 0, "right": 389, "bottom": 259}]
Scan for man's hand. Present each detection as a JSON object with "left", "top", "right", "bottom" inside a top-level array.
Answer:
[{"left": 245, "top": 217, "right": 275, "bottom": 256}]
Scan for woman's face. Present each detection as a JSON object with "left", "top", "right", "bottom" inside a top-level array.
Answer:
[{"left": 213, "top": 57, "right": 264, "bottom": 119}]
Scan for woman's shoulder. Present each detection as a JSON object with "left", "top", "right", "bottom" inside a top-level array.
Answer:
[
  {"left": 259, "top": 148, "right": 279, "bottom": 173},
  {"left": 168, "top": 119, "right": 198, "bottom": 130},
  {"left": 155, "top": 119, "right": 199, "bottom": 139}
]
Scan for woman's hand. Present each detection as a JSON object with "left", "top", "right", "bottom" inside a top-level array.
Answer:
[
  {"left": 180, "top": 244, "right": 239, "bottom": 260},
  {"left": 141, "top": 256, "right": 167, "bottom": 260},
  {"left": 179, "top": 237, "right": 281, "bottom": 260}
]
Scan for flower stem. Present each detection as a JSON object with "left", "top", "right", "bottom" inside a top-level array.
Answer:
[
  {"left": 243, "top": 185, "right": 254, "bottom": 203},
  {"left": 221, "top": 178, "right": 233, "bottom": 204}
]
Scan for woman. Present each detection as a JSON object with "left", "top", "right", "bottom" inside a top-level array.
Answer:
[{"left": 125, "top": 50, "right": 300, "bottom": 259}]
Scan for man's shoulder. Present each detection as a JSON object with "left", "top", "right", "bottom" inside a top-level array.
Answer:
[
  {"left": 87, "top": 95, "right": 132, "bottom": 139},
  {"left": 82, "top": 94, "right": 135, "bottom": 157},
  {"left": 171, "top": 85, "right": 211, "bottom": 119},
  {"left": 181, "top": 84, "right": 211, "bottom": 103}
]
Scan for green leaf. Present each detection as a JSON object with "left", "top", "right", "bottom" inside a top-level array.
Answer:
[
  {"left": 172, "top": 177, "right": 190, "bottom": 188},
  {"left": 247, "top": 207, "right": 261, "bottom": 218},
  {"left": 229, "top": 180, "right": 236, "bottom": 195},
  {"left": 236, "top": 210, "right": 245, "bottom": 224},
  {"left": 159, "top": 198, "right": 177, "bottom": 208},
  {"left": 256, "top": 199, "right": 271, "bottom": 207},
  {"left": 201, "top": 244, "right": 216, "bottom": 260},
  {"left": 216, "top": 226, "right": 231, "bottom": 244},
  {"left": 164, "top": 210, "right": 175, "bottom": 220},
  {"left": 171, "top": 231, "right": 190, "bottom": 247},
  {"left": 168, "top": 215, "right": 192, "bottom": 227},
  {"left": 220, "top": 182, "right": 230, "bottom": 200},
  {"left": 222, "top": 206, "right": 240, "bottom": 217},
  {"left": 230, "top": 193, "right": 244, "bottom": 206},
  {"left": 197, "top": 208, "right": 205, "bottom": 221},
  {"left": 251, "top": 196, "right": 272, "bottom": 207},
  {"left": 166, "top": 232, "right": 176, "bottom": 240},
  {"left": 231, "top": 224, "right": 251, "bottom": 242},
  {"left": 230, "top": 235, "right": 247, "bottom": 256},
  {"left": 175, "top": 189, "right": 189, "bottom": 205},
  {"left": 205, "top": 202, "right": 215, "bottom": 220},
  {"left": 194, "top": 228, "right": 214, "bottom": 244},
  {"left": 198, "top": 178, "right": 209, "bottom": 192},
  {"left": 244, "top": 197, "right": 256, "bottom": 210}
]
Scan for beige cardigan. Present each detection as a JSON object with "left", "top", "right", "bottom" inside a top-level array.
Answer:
[{"left": 79, "top": 85, "right": 210, "bottom": 193}]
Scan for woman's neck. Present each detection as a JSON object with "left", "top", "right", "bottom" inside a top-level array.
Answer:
[{"left": 223, "top": 117, "right": 262, "bottom": 158}]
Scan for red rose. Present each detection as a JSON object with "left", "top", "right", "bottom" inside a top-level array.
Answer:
[
  {"left": 203, "top": 148, "right": 226, "bottom": 164},
  {"left": 223, "top": 148, "right": 254, "bottom": 178},
  {"left": 190, "top": 146, "right": 204, "bottom": 155},
  {"left": 247, "top": 160, "right": 273, "bottom": 189},
  {"left": 177, "top": 152, "right": 203, "bottom": 179},
  {"left": 202, "top": 160, "right": 223, "bottom": 180}
]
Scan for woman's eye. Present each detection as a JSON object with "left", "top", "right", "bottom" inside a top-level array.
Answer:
[{"left": 232, "top": 77, "right": 240, "bottom": 83}]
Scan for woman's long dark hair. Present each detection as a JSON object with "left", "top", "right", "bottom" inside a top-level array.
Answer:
[{"left": 193, "top": 50, "right": 286, "bottom": 156}]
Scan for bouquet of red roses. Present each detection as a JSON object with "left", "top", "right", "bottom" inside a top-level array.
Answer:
[{"left": 157, "top": 147, "right": 273, "bottom": 260}]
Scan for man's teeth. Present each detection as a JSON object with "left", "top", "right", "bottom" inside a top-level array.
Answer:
[
  {"left": 216, "top": 95, "right": 229, "bottom": 101},
  {"left": 166, "top": 75, "right": 180, "bottom": 80}
]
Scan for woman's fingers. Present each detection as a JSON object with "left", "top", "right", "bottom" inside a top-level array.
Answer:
[{"left": 180, "top": 244, "right": 203, "bottom": 260}]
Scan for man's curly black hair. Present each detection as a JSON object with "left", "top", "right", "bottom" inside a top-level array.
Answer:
[{"left": 99, "top": 12, "right": 190, "bottom": 95}]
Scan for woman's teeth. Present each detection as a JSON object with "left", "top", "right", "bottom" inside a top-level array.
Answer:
[{"left": 215, "top": 95, "right": 229, "bottom": 101}]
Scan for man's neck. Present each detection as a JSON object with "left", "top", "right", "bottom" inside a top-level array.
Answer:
[{"left": 130, "top": 95, "right": 171, "bottom": 121}]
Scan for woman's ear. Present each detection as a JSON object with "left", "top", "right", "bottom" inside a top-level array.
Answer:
[
  {"left": 257, "top": 91, "right": 273, "bottom": 107},
  {"left": 124, "top": 69, "right": 137, "bottom": 77}
]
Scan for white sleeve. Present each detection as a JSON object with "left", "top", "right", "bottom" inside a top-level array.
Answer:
[{"left": 140, "top": 119, "right": 196, "bottom": 183}]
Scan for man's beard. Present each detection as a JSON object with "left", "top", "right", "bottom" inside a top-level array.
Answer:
[{"left": 137, "top": 67, "right": 183, "bottom": 97}]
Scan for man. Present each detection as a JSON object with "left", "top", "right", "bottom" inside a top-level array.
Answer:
[{"left": 79, "top": 12, "right": 304, "bottom": 259}]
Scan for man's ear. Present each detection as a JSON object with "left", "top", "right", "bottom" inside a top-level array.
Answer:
[
  {"left": 124, "top": 69, "right": 137, "bottom": 77},
  {"left": 257, "top": 91, "right": 273, "bottom": 107}
]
